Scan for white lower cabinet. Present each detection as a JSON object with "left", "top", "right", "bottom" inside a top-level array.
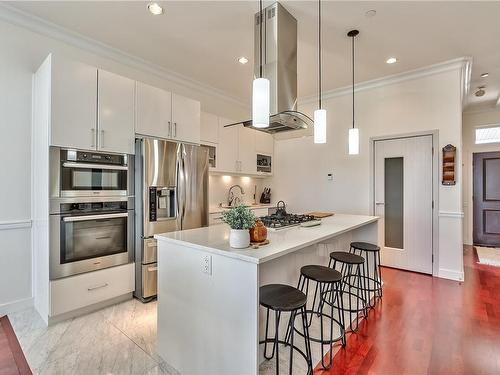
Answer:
[{"left": 50, "top": 263, "right": 135, "bottom": 317}]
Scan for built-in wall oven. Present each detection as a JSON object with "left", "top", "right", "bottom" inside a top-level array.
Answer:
[
  {"left": 55, "top": 149, "right": 130, "bottom": 197},
  {"left": 49, "top": 147, "right": 134, "bottom": 280},
  {"left": 49, "top": 199, "right": 134, "bottom": 279}
]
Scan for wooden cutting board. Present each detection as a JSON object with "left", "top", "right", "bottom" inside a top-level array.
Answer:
[{"left": 305, "top": 211, "right": 335, "bottom": 218}]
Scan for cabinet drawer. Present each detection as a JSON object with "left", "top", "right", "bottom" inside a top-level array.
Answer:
[{"left": 50, "top": 263, "right": 135, "bottom": 317}]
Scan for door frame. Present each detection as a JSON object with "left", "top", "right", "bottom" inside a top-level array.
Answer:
[{"left": 370, "top": 130, "right": 439, "bottom": 277}]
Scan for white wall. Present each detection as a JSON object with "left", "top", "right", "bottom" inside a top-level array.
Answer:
[
  {"left": 462, "top": 108, "right": 500, "bottom": 245},
  {"left": 270, "top": 65, "right": 465, "bottom": 281},
  {"left": 0, "top": 17, "right": 248, "bottom": 313}
]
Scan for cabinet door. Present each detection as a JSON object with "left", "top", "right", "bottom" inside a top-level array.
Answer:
[
  {"left": 200, "top": 112, "right": 219, "bottom": 144},
  {"left": 136, "top": 81, "right": 172, "bottom": 139},
  {"left": 172, "top": 94, "right": 200, "bottom": 144},
  {"left": 97, "top": 70, "right": 135, "bottom": 154},
  {"left": 238, "top": 126, "right": 257, "bottom": 174},
  {"left": 217, "top": 117, "right": 238, "bottom": 172},
  {"left": 50, "top": 55, "right": 97, "bottom": 150},
  {"left": 255, "top": 130, "right": 274, "bottom": 155}
]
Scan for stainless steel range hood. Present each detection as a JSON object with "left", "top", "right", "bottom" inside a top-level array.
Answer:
[{"left": 227, "top": 2, "right": 312, "bottom": 134}]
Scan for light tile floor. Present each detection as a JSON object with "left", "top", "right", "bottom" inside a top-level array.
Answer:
[{"left": 9, "top": 299, "right": 171, "bottom": 375}]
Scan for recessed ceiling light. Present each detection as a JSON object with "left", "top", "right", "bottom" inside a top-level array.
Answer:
[
  {"left": 365, "top": 10, "right": 377, "bottom": 18},
  {"left": 386, "top": 57, "right": 397, "bottom": 64},
  {"left": 148, "top": 2, "right": 163, "bottom": 15},
  {"left": 480, "top": 72, "right": 489, "bottom": 78},
  {"left": 238, "top": 57, "right": 249, "bottom": 65}
]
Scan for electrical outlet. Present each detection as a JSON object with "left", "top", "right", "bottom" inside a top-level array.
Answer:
[{"left": 202, "top": 254, "right": 212, "bottom": 275}]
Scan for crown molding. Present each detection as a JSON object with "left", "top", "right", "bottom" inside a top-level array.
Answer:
[
  {"left": 299, "top": 57, "right": 473, "bottom": 106},
  {"left": 0, "top": 3, "right": 248, "bottom": 109}
]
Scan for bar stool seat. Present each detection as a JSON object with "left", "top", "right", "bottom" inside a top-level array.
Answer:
[
  {"left": 301, "top": 265, "right": 342, "bottom": 283},
  {"left": 329, "top": 251, "right": 364, "bottom": 265},
  {"left": 260, "top": 284, "right": 307, "bottom": 311},
  {"left": 351, "top": 241, "right": 380, "bottom": 252}
]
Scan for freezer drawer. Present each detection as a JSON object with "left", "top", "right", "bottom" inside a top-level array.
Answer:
[
  {"left": 142, "top": 263, "right": 157, "bottom": 298},
  {"left": 143, "top": 238, "right": 157, "bottom": 264}
]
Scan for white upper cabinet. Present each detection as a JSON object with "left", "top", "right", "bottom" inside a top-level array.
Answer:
[
  {"left": 135, "top": 81, "right": 172, "bottom": 139},
  {"left": 171, "top": 93, "right": 200, "bottom": 144},
  {"left": 255, "top": 130, "right": 274, "bottom": 155},
  {"left": 50, "top": 54, "right": 98, "bottom": 150},
  {"left": 200, "top": 112, "right": 219, "bottom": 144},
  {"left": 238, "top": 126, "right": 257, "bottom": 174},
  {"left": 97, "top": 70, "right": 135, "bottom": 154},
  {"left": 217, "top": 117, "right": 238, "bottom": 172}
]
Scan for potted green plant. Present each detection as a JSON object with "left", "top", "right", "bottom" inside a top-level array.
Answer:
[{"left": 221, "top": 206, "right": 256, "bottom": 248}]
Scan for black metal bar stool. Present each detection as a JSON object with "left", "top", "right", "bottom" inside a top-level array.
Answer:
[
  {"left": 350, "top": 242, "right": 382, "bottom": 308},
  {"left": 260, "top": 284, "right": 313, "bottom": 375},
  {"left": 327, "top": 251, "right": 367, "bottom": 332},
  {"left": 285, "top": 265, "right": 345, "bottom": 369}
]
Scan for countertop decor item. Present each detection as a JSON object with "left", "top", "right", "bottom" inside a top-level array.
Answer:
[
  {"left": 442, "top": 144, "right": 456, "bottom": 185},
  {"left": 221, "top": 206, "right": 256, "bottom": 248},
  {"left": 305, "top": 212, "right": 334, "bottom": 218},
  {"left": 249, "top": 219, "right": 268, "bottom": 243}
]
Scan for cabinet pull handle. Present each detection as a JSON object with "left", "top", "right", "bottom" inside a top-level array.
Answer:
[
  {"left": 87, "top": 282, "right": 109, "bottom": 291},
  {"left": 168, "top": 121, "right": 171, "bottom": 137},
  {"left": 147, "top": 266, "right": 158, "bottom": 272},
  {"left": 174, "top": 122, "right": 177, "bottom": 138},
  {"left": 90, "top": 128, "right": 95, "bottom": 148},
  {"left": 100, "top": 129, "right": 104, "bottom": 148}
]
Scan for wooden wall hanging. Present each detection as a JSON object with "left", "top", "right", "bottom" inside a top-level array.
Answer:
[{"left": 442, "top": 144, "right": 456, "bottom": 185}]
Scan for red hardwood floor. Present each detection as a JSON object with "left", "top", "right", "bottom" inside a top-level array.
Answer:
[{"left": 316, "top": 246, "right": 500, "bottom": 375}]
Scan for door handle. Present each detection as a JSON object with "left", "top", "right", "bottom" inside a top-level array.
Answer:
[{"left": 87, "top": 283, "right": 108, "bottom": 291}]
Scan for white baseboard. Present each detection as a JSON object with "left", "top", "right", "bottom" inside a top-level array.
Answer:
[
  {"left": 438, "top": 268, "right": 464, "bottom": 282},
  {"left": 0, "top": 297, "right": 34, "bottom": 316}
]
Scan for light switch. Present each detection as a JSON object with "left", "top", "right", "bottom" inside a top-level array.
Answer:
[{"left": 327, "top": 173, "right": 334, "bottom": 181}]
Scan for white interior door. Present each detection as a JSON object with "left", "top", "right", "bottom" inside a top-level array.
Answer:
[{"left": 374, "top": 135, "right": 433, "bottom": 274}]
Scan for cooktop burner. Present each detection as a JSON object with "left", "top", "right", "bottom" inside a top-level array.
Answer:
[{"left": 260, "top": 213, "right": 318, "bottom": 230}]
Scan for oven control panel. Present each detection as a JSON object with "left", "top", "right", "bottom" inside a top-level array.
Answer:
[{"left": 61, "top": 149, "right": 127, "bottom": 166}]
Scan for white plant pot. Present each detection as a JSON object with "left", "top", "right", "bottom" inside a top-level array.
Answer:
[{"left": 229, "top": 229, "right": 250, "bottom": 249}]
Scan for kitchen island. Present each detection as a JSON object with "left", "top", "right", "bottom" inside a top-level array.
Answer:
[{"left": 155, "top": 214, "right": 379, "bottom": 375}]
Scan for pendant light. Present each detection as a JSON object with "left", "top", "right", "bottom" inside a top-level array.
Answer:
[
  {"left": 252, "top": 0, "right": 270, "bottom": 128},
  {"left": 313, "top": 0, "right": 326, "bottom": 144},
  {"left": 347, "top": 29, "right": 359, "bottom": 155}
]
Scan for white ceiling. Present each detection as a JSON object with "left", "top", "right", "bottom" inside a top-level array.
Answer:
[{"left": 7, "top": 1, "right": 500, "bottom": 109}]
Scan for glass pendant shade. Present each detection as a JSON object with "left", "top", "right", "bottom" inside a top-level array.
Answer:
[
  {"left": 252, "top": 77, "right": 270, "bottom": 128},
  {"left": 348, "top": 127, "right": 359, "bottom": 155},
  {"left": 314, "top": 109, "right": 327, "bottom": 144}
]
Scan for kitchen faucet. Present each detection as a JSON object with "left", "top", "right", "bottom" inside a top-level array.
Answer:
[{"left": 228, "top": 184, "right": 245, "bottom": 207}]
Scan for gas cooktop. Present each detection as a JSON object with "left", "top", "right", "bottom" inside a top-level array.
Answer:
[{"left": 260, "top": 213, "right": 319, "bottom": 231}]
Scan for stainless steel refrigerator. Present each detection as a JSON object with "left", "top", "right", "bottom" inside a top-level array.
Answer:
[{"left": 134, "top": 138, "right": 209, "bottom": 301}]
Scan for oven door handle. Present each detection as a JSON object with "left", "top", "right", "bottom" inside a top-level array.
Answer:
[
  {"left": 62, "top": 162, "right": 128, "bottom": 171},
  {"left": 63, "top": 212, "right": 129, "bottom": 222}
]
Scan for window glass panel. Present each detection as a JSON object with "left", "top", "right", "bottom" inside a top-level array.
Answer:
[
  {"left": 476, "top": 126, "right": 500, "bottom": 144},
  {"left": 385, "top": 157, "right": 404, "bottom": 249}
]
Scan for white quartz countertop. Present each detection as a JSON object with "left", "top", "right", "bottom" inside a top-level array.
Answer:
[{"left": 155, "top": 214, "right": 379, "bottom": 264}]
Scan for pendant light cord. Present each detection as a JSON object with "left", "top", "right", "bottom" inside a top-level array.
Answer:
[
  {"left": 259, "top": 0, "right": 263, "bottom": 78},
  {"left": 352, "top": 33, "right": 355, "bottom": 129},
  {"left": 318, "top": 0, "right": 322, "bottom": 109}
]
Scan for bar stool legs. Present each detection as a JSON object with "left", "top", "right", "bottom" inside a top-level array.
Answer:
[{"left": 350, "top": 243, "right": 383, "bottom": 308}]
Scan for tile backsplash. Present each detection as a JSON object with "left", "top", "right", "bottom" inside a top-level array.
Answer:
[{"left": 209, "top": 175, "right": 267, "bottom": 208}]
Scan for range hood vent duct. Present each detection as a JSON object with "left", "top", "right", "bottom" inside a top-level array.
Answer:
[{"left": 227, "top": 2, "right": 312, "bottom": 134}]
